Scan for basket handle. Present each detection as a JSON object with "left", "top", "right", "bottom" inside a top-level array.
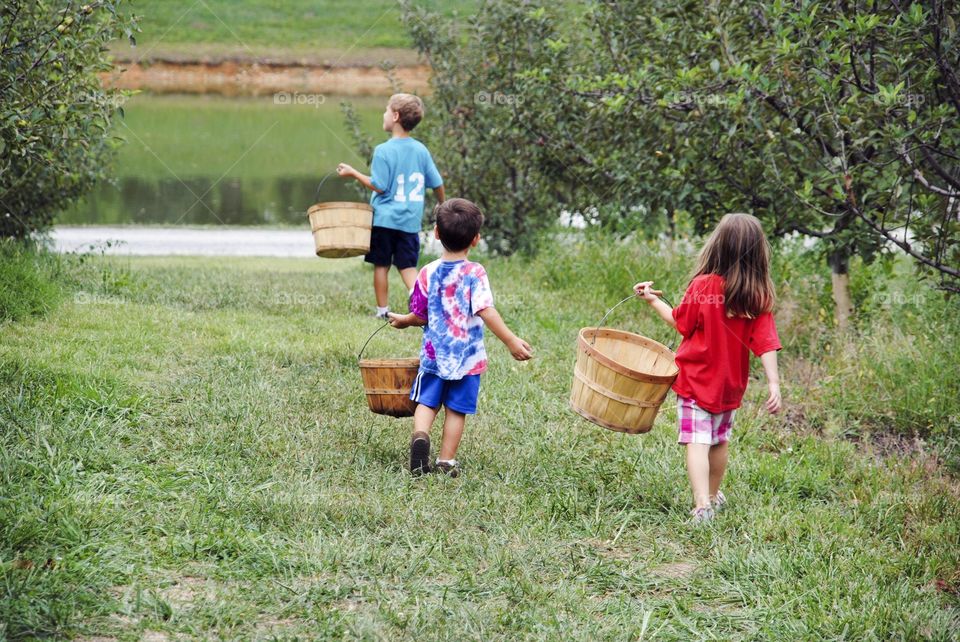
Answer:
[
  {"left": 590, "top": 291, "right": 676, "bottom": 346},
  {"left": 314, "top": 171, "right": 336, "bottom": 203},
  {"left": 357, "top": 320, "right": 391, "bottom": 361}
]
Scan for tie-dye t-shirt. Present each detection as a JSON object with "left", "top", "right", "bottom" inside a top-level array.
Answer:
[{"left": 409, "top": 259, "right": 494, "bottom": 380}]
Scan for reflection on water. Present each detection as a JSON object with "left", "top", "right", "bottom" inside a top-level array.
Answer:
[{"left": 61, "top": 175, "right": 364, "bottom": 226}]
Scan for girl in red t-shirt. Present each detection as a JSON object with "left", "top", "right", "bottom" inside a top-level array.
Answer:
[{"left": 634, "top": 213, "right": 782, "bottom": 523}]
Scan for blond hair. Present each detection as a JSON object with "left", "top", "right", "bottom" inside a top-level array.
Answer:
[
  {"left": 691, "top": 213, "right": 775, "bottom": 318},
  {"left": 388, "top": 93, "right": 424, "bottom": 131}
]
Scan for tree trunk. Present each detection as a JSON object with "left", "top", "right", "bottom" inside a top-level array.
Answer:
[{"left": 829, "top": 249, "right": 853, "bottom": 330}]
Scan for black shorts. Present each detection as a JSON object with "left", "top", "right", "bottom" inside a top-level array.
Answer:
[{"left": 365, "top": 226, "right": 420, "bottom": 269}]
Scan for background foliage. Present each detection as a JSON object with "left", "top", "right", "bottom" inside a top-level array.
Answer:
[
  {"left": 0, "top": 1, "right": 136, "bottom": 238},
  {"left": 398, "top": 0, "right": 959, "bottom": 300}
]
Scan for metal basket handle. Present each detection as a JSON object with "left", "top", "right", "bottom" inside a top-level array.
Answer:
[
  {"left": 589, "top": 291, "right": 676, "bottom": 347},
  {"left": 357, "top": 320, "right": 391, "bottom": 361}
]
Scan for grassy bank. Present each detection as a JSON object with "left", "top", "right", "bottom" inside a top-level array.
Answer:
[
  {"left": 1, "top": 239, "right": 958, "bottom": 639},
  {"left": 114, "top": 1, "right": 478, "bottom": 63}
]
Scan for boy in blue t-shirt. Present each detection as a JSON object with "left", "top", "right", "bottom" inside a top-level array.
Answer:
[{"left": 337, "top": 93, "right": 445, "bottom": 318}]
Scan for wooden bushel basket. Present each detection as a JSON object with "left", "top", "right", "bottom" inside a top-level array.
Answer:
[
  {"left": 307, "top": 202, "right": 373, "bottom": 258},
  {"left": 357, "top": 322, "right": 419, "bottom": 418},
  {"left": 570, "top": 325, "right": 679, "bottom": 434},
  {"left": 359, "top": 357, "right": 419, "bottom": 417}
]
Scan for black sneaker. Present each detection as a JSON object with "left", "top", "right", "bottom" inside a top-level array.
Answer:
[{"left": 410, "top": 432, "right": 431, "bottom": 475}]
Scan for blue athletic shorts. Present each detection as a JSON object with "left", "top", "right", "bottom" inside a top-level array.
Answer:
[
  {"left": 410, "top": 370, "right": 481, "bottom": 415},
  {"left": 365, "top": 226, "right": 420, "bottom": 269}
]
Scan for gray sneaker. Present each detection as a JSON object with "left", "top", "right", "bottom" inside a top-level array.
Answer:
[
  {"left": 690, "top": 506, "right": 715, "bottom": 524},
  {"left": 711, "top": 491, "right": 727, "bottom": 513}
]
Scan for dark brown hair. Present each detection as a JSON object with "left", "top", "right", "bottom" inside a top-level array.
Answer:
[
  {"left": 435, "top": 198, "right": 484, "bottom": 252},
  {"left": 692, "top": 213, "right": 775, "bottom": 318},
  {"left": 388, "top": 93, "right": 424, "bottom": 131}
]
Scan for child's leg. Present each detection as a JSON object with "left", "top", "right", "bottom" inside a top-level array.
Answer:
[
  {"left": 685, "top": 443, "right": 712, "bottom": 510},
  {"left": 437, "top": 407, "right": 466, "bottom": 461},
  {"left": 373, "top": 265, "right": 390, "bottom": 308},
  {"left": 708, "top": 441, "right": 729, "bottom": 499},
  {"left": 398, "top": 267, "right": 418, "bottom": 294},
  {"left": 413, "top": 403, "right": 439, "bottom": 436}
]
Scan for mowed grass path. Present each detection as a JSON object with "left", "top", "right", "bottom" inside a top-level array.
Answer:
[{"left": 2, "top": 250, "right": 958, "bottom": 640}]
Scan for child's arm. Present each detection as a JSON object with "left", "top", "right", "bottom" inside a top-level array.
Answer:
[
  {"left": 760, "top": 350, "right": 782, "bottom": 414},
  {"left": 336, "top": 163, "right": 384, "bottom": 194},
  {"left": 633, "top": 281, "right": 677, "bottom": 330},
  {"left": 387, "top": 312, "right": 426, "bottom": 329},
  {"left": 477, "top": 307, "right": 533, "bottom": 360},
  {"left": 434, "top": 185, "right": 446, "bottom": 204}
]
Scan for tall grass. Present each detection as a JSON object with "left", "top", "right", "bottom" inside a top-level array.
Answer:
[
  {"left": 0, "top": 241, "right": 63, "bottom": 322},
  {"left": 1, "top": 238, "right": 958, "bottom": 639}
]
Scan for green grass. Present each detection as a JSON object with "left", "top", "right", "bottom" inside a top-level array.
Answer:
[
  {"left": 0, "top": 241, "right": 64, "bottom": 323},
  {"left": 116, "top": 0, "right": 479, "bottom": 61},
  {"left": 1, "top": 240, "right": 959, "bottom": 639}
]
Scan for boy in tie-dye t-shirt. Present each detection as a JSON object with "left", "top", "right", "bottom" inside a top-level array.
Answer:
[{"left": 388, "top": 198, "right": 533, "bottom": 477}]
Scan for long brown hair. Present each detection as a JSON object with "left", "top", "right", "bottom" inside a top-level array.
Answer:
[{"left": 692, "top": 213, "right": 775, "bottom": 318}]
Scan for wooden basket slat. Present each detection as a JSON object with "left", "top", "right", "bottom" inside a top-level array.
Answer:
[
  {"left": 359, "top": 357, "right": 419, "bottom": 418},
  {"left": 308, "top": 202, "right": 373, "bottom": 259}
]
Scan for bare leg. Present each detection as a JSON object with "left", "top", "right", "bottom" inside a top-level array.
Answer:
[
  {"left": 413, "top": 403, "right": 439, "bottom": 436},
  {"left": 438, "top": 408, "right": 466, "bottom": 461},
  {"left": 708, "top": 441, "right": 729, "bottom": 500},
  {"left": 373, "top": 265, "right": 389, "bottom": 308},
  {"left": 685, "top": 443, "right": 712, "bottom": 510},
  {"left": 399, "top": 267, "right": 418, "bottom": 294}
]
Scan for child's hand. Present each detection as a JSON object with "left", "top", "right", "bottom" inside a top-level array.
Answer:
[
  {"left": 336, "top": 163, "right": 356, "bottom": 178},
  {"left": 765, "top": 382, "right": 782, "bottom": 414},
  {"left": 633, "top": 281, "right": 663, "bottom": 302},
  {"left": 508, "top": 337, "right": 533, "bottom": 361},
  {"left": 387, "top": 312, "right": 409, "bottom": 329}
]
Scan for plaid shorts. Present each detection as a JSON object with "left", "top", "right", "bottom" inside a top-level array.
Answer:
[{"left": 677, "top": 396, "right": 735, "bottom": 445}]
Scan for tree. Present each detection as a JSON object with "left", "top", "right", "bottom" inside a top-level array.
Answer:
[
  {"left": 0, "top": 1, "right": 137, "bottom": 239},
  {"left": 400, "top": 0, "right": 959, "bottom": 325},
  {"left": 573, "top": 0, "right": 959, "bottom": 325}
]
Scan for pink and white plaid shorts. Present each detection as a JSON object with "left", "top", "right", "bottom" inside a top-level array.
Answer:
[{"left": 677, "top": 396, "right": 735, "bottom": 445}]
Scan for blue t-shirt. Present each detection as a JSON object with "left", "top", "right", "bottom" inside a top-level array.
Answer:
[{"left": 369, "top": 137, "right": 443, "bottom": 233}]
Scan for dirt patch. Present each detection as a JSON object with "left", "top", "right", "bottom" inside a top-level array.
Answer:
[
  {"left": 650, "top": 561, "right": 698, "bottom": 579},
  {"left": 584, "top": 537, "right": 640, "bottom": 563},
  {"left": 158, "top": 576, "right": 213, "bottom": 606},
  {"left": 101, "top": 60, "right": 430, "bottom": 97}
]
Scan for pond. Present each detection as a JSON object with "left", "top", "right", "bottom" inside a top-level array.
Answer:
[{"left": 61, "top": 94, "right": 386, "bottom": 226}]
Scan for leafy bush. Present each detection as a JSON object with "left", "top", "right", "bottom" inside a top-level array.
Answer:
[
  {"left": 399, "top": 0, "right": 959, "bottom": 316},
  {"left": 0, "top": 1, "right": 136, "bottom": 238}
]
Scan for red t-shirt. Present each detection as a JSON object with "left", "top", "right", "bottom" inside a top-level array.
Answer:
[{"left": 671, "top": 274, "right": 781, "bottom": 413}]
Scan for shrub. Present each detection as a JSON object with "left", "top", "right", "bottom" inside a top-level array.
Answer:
[{"left": 0, "top": 1, "right": 136, "bottom": 238}]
